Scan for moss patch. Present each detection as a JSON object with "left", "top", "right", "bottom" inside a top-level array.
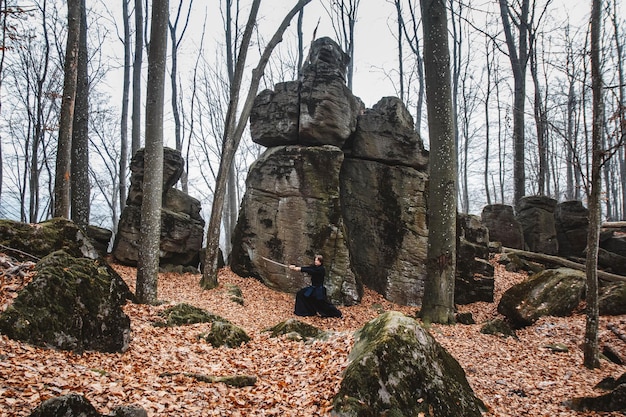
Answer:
[
  {"left": 264, "top": 318, "right": 328, "bottom": 341},
  {"left": 154, "top": 303, "right": 227, "bottom": 327}
]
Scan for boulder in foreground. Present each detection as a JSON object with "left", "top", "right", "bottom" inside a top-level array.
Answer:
[{"left": 332, "top": 311, "right": 485, "bottom": 417}]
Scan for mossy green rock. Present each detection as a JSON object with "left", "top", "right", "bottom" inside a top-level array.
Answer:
[
  {"left": 0, "top": 218, "right": 99, "bottom": 261},
  {"left": 155, "top": 303, "right": 227, "bottom": 327},
  {"left": 0, "top": 250, "right": 132, "bottom": 353},
  {"left": 497, "top": 268, "right": 585, "bottom": 328},
  {"left": 264, "top": 318, "right": 327, "bottom": 341},
  {"left": 27, "top": 394, "right": 100, "bottom": 417},
  {"left": 599, "top": 282, "right": 626, "bottom": 315},
  {"left": 199, "top": 321, "right": 250, "bottom": 348},
  {"left": 332, "top": 311, "right": 485, "bottom": 417}
]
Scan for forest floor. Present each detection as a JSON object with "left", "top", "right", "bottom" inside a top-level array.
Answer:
[{"left": 1, "top": 254, "right": 626, "bottom": 416}]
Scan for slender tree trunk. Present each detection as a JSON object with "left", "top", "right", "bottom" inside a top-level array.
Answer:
[
  {"left": 499, "top": 0, "right": 529, "bottom": 204},
  {"left": 419, "top": 0, "right": 457, "bottom": 324},
  {"left": 394, "top": 0, "right": 404, "bottom": 102},
  {"left": 54, "top": 0, "right": 81, "bottom": 219},
  {"left": 120, "top": 0, "right": 131, "bottom": 218},
  {"left": 201, "top": 0, "right": 311, "bottom": 289},
  {"left": 609, "top": 2, "right": 625, "bottom": 219},
  {"left": 136, "top": 0, "right": 168, "bottom": 305},
  {"left": 584, "top": 0, "right": 603, "bottom": 370},
  {"left": 484, "top": 36, "right": 492, "bottom": 205},
  {"left": 131, "top": 0, "right": 144, "bottom": 154},
  {"left": 70, "top": 0, "right": 89, "bottom": 228}
]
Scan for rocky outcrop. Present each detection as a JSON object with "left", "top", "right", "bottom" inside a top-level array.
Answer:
[
  {"left": 234, "top": 38, "right": 435, "bottom": 307},
  {"left": 497, "top": 268, "right": 585, "bottom": 328},
  {"left": 0, "top": 218, "right": 100, "bottom": 261},
  {"left": 332, "top": 312, "right": 485, "bottom": 417},
  {"left": 555, "top": 200, "right": 589, "bottom": 257},
  {"left": 515, "top": 196, "right": 559, "bottom": 255},
  {"left": 112, "top": 147, "right": 204, "bottom": 268},
  {"left": 0, "top": 250, "right": 133, "bottom": 352},
  {"left": 455, "top": 213, "right": 494, "bottom": 304},
  {"left": 481, "top": 204, "right": 524, "bottom": 249}
]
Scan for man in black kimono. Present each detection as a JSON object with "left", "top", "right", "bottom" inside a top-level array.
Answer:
[{"left": 289, "top": 254, "right": 342, "bottom": 318}]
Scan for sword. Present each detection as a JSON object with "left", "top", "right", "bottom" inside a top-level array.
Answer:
[{"left": 261, "top": 256, "right": 290, "bottom": 268}]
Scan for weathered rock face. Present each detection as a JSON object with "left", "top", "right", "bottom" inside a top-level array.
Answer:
[
  {"left": 340, "top": 159, "right": 428, "bottom": 305},
  {"left": 555, "top": 200, "right": 589, "bottom": 257},
  {"left": 112, "top": 147, "right": 204, "bottom": 268},
  {"left": 230, "top": 145, "right": 360, "bottom": 305},
  {"left": 250, "top": 81, "right": 300, "bottom": 147},
  {"left": 481, "top": 204, "right": 524, "bottom": 249},
  {"left": 299, "top": 37, "right": 362, "bottom": 147},
  {"left": 346, "top": 96, "right": 428, "bottom": 169},
  {"left": 0, "top": 250, "right": 133, "bottom": 352},
  {"left": 455, "top": 213, "right": 494, "bottom": 304},
  {"left": 332, "top": 311, "right": 485, "bottom": 417},
  {"left": 516, "top": 196, "right": 559, "bottom": 255},
  {"left": 497, "top": 268, "right": 585, "bottom": 328},
  {"left": 85, "top": 225, "right": 113, "bottom": 257},
  {"left": 601, "top": 231, "right": 626, "bottom": 258}
]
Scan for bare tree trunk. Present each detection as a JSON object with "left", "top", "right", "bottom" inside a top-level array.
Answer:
[
  {"left": 54, "top": 0, "right": 81, "bottom": 219},
  {"left": 401, "top": 0, "right": 425, "bottom": 133},
  {"left": 120, "top": 0, "right": 131, "bottom": 216},
  {"left": 394, "top": 0, "right": 404, "bottom": 102},
  {"left": 484, "top": 35, "right": 493, "bottom": 205},
  {"left": 136, "top": 0, "right": 168, "bottom": 305},
  {"left": 201, "top": 0, "right": 311, "bottom": 289},
  {"left": 499, "top": 0, "right": 529, "bottom": 204},
  {"left": 131, "top": 0, "right": 144, "bottom": 154},
  {"left": 609, "top": 2, "right": 625, "bottom": 219},
  {"left": 584, "top": 0, "right": 603, "bottom": 370},
  {"left": 70, "top": 0, "right": 89, "bottom": 228},
  {"left": 419, "top": 0, "right": 457, "bottom": 324}
]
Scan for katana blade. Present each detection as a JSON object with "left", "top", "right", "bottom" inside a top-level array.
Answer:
[{"left": 261, "top": 256, "right": 289, "bottom": 268}]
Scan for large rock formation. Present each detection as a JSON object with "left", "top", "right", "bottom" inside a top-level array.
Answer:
[
  {"left": 455, "top": 213, "right": 494, "bottom": 304},
  {"left": 332, "top": 312, "right": 485, "bottom": 416},
  {"left": 555, "top": 200, "right": 589, "bottom": 258},
  {"left": 232, "top": 37, "right": 431, "bottom": 306},
  {"left": 230, "top": 145, "right": 359, "bottom": 305},
  {"left": 515, "top": 196, "right": 559, "bottom": 255},
  {"left": 481, "top": 204, "right": 524, "bottom": 249},
  {"left": 112, "top": 147, "right": 204, "bottom": 268}
]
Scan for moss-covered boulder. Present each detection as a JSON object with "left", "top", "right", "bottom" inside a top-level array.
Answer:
[
  {"left": 154, "top": 303, "right": 228, "bottom": 327},
  {"left": 0, "top": 218, "right": 99, "bottom": 261},
  {"left": 0, "top": 250, "right": 133, "bottom": 352},
  {"left": 27, "top": 393, "right": 148, "bottom": 417},
  {"left": 264, "top": 318, "right": 328, "bottom": 341},
  {"left": 332, "top": 311, "right": 485, "bottom": 417},
  {"left": 198, "top": 321, "right": 250, "bottom": 348},
  {"left": 497, "top": 268, "right": 585, "bottom": 328},
  {"left": 27, "top": 394, "right": 100, "bottom": 417},
  {"left": 480, "top": 318, "right": 517, "bottom": 339},
  {"left": 599, "top": 282, "right": 626, "bottom": 315}
]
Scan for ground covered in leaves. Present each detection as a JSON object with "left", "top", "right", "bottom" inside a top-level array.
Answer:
[{"left": 1, "top": 254, "right": 626, "bottom": 416}]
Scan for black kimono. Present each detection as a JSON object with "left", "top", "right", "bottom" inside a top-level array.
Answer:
[{"left": 293, "top": 264, "right": 342, "bottom": 318}]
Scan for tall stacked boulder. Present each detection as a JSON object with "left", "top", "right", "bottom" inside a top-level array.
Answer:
[
  {"left": 515, "top": 196, "right": 559, "bottom": 255},
  {"left": 112, "top": 148, "right": 204, "bottom": 268},
  {"left": 555, "top": 200, "right": 589, "bottom": 257},
  {"left": 231, "top": 37, "right": 431, "bottom": 306},
  {"left": 481, "top": 204, "right": 524, "bottom": 249}
]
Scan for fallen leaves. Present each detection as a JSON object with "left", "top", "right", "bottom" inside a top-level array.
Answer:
[{"left": 1, "top": 256, "right": 626, "bottom": 416}]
